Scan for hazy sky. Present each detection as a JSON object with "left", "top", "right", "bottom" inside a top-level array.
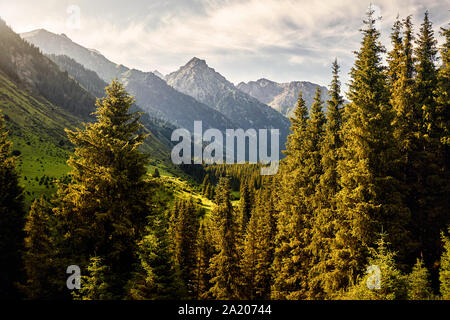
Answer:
[{"left": 0, "top": 0, "right": 448, "bottom": 89}]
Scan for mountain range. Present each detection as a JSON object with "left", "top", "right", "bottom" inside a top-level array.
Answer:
[
  {"left": 0, "top": 19, "right": 183, "bottom": 194},
  {"left": 237, "top": 78, "right": 328, "bottom": 118},
  {"left": 21, "top": 29, "right": 235, "bottom": 132},
  {"left": 166, "top": 57, "right": 290, "bottom": 137}
]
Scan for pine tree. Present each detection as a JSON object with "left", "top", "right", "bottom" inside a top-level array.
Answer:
[
  {"left": 73, "top": 256, "right": 115, "bottom": 300},
  {"left": 408, "top": 258, "right": 433, "bottom": 300},
  {"left": 334, "top": 7, "right": 410, "bottom": 291},
  {"left": 21, "top": 197, "right": 58, "bottom": 299},
  {"left": 0, "top": 109, "right": 25, "bottom": 299},
  {"left": 272, "top": 92, "right": 311, "bottom": 299},
  {"left": 241, "top": 185, "right": 277, "bottom": 299},
  {"left": 126, "top": 215, "right": 183, "bottom": 300},
  {"left": 440, "top": 230, "right": 450, "bottom": 299},
  {"left": 415, "top": 11, "right": 438, "bottom": 140},
  {"left": 173, "top": 198, "right": 199, "bottom": 298},
  {"left": 152, "top": 168, "right": 160, "bottom": 178},
  {"left": 310, "top": 59, "right": 344, "bottom": 297},
  {"left": 208, "top": 177, "right": 241, "bottom": 299},
  {"left": 195, "top": 221, "right": 215, "bottom": 299},
  {"left": 53, "top": 80, "right": 152, "bottom": 297},
  {"left": 435, "top": 26, "right": 450, "bottom": 151},
  {"left": 238, "top": 179, "right": 252, "bottom": 234},
  {"left": 343, "top": 234, "right": 408, "bottom": 300},
  {"left": 303, "top": 87, "right": 326, "bottom": 299},
  {"left": 410, "top": 12, "right": 448, "bottom": 270}
]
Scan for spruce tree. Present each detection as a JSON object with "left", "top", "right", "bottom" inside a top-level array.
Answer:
[
  {"left": 21, "top": 197, "right": 57, "bottom": 299},
  {"left": 303, "top": 87, "right": 326, "bottom": 299},
  {"left": 408, "top": 258, "right": 433, "bottom": 300},
  {"left": 343, "top": 234, "right": 408, "bottom": 300},
  {"left": 310, "top": 59, "right": 344, "bottom": 297},
  {"left": 0, "top": 109, "right": 25, "bottom": 299},
  {"left": 272, "top": 92, "right": 311, "bottom": 299},
  {"left": 238, "top": 179, "right": 252, "bottom": 234},
  {"left": 208, "top": 177, "right": 241, "bottom": 299},
  {"left": 440, "top": 230, "right": 450, "bottom": 299},
  {"left": 173, "top": 198, "right": 199, "bottom": 298},
  {"left": 73, "top": 256, "right": 115, "bottom": 300},
  {"left": 335, "top": 8, "right": 410, "bottom": 291},
  {"left": 415, "top": 11, "right": 438, "bottom": 140},
  {"left": 411, "top": 12, "right": 448, "bottom": 270},
  {"left": 195, "top": 221, "right": 215, "bottom": 299},
  {"left": 53, "top": 80, "right": 151, "bottom": 296},
  {"left": 241, "top": 185, "right": 277, "bottom": 299},
  {"left": 127, "top": 215, "right": 183, "bottom": 300}
]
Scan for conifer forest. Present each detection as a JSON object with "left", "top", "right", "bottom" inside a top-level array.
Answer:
[{"left": 0, "top": 1, "right": 449, "bottom": 304}]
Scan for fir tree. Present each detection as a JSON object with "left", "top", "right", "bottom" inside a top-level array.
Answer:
[
  {"left": 310, "top": 59, "right": 344, "bottom": 297},
  {"left": 208, "top": 177, "right": 241, "bottom": 299},
  {"left": 0, "top": 109, "right": 25, "bottom": 299},
  {"left": 411, "top": 12, "right": 448, "bottom": 271},
  {"left": 53, "top": 80, "right": 152, "bottom": 297},
  {"left": 173, "top": 198, "right": 199, "bottom": 298},
  {"left": 415, "top": 11, "right": 438, "bottom": 140},
  {"left": 195, "top": 221, "right": 215, "bottom": 299},
  {"left": 238, "top": 179, "right": 253, "bottom": 234},
  {"left": 272, "top": 92, "right": 311, "bottom": 299},
  {"left": 343, "top": 234, "right": 408, "bottom": 300},
  {"left": 335, "top": 7, "right": 410, "bottom": 291},
  {"left": 408, "top": 258, "right": 433, "bottom": 300},
  {"left": 127, "top": 215, "right": 183, "bottom": 300},
  {"left": 241, "top": 185, "right": 277, "bottom": 299},
  {"left": 21, "top": 197, "right": 58, "bottom": 299},
  {"left": 73, "top": 256, "right": 115, "bottom": 300},
  {"left": 440, "top": 230, "right": 450, "bottom": 299}
]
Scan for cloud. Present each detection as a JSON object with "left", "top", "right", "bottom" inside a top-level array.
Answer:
[{"left": 1, "top": 0, "right": 448, "bottom": 89}]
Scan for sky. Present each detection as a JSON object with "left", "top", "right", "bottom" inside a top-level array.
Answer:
[{"left": 0, "top": 0, "right": 448, "bottom": 90}]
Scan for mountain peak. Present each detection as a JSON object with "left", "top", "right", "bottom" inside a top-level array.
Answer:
[{"left": 186, "top": 57, "right": 208, "bottom": 68}]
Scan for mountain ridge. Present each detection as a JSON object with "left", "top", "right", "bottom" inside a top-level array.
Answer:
[{"left": 237, "top": 78, "right": 329, "bottom": 117}]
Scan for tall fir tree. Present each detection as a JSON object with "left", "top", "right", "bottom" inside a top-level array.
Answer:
[
  {"left": 172, "top": 198, "right": 200, "bottom": 298},
  {"left": 241, "top": 184, "right": 277, "bottom": 299},
  {"left": 126, "top": 215, "right": 183, "bottom": 300},
  {"left": 303, "top": 87, "right": 327, "bottom": 299},
  {"left": 310, "top": 59, "right": 344, "bottom": 297},
  {"left": 21, "top": 197, "right": 58, "bottom": 299},
  {"left": 53, "top": 80, "right": 152, "bottom": 297},
  {"left": 334, "top": 7, "right": 410, "bottom": 291},
  {"left": 0, "top": 109, "right": 25, "bottom": 299},
  {"left": 208, "top": 177, "right": 241, "bottom": 299},
  {"left": 238, "top": 179, "right": 253, "bottom": 234},
  {"left": 272, "top": 92, "right": 311, "bottom": 299},
  {"left": 195, "top": 221, "right": 215, "bottom": 299},
  {"left": 411, "top": 12, "right": 448, "bottom": 272},
  {"left": 415, "top": 11, "right": 438, "bottom": 140}
]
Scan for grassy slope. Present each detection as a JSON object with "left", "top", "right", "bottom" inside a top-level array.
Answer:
[
  {"left": 0, "top": 71, "right": 77, "bottom": 207},
  {"left": 1, "top": 71, "right": 205, "bottom": 210}
]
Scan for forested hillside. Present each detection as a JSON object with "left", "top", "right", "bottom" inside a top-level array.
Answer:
[{"left": 0, "top": 8, "right": 449, "bottom": 302}]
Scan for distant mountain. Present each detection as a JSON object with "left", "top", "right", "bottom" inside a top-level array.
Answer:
[
  {"left": 152, "top": 70, "right": 165, "bottom": 80},
  {"left": 0, "top": 20, "right": 176, "bottom": 175},
  {"left": 166, "top": 58, "right": 290, "bottom": 138},
  {"left": 21, "top": 29, "right": 236, "bottom": 132},
  {"left": 20, "top": 29, "right": 128, "bottom": 82},
  {"left": 237, "top": 78, "right": 328, "bottom": 117},
  {"left": 47, "top": 54, "right": 176, "bottom": 156}
]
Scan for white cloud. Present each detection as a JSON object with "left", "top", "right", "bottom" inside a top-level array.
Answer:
[{"left": 1, "top": 0, "right": 447, "bottom": 87}]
